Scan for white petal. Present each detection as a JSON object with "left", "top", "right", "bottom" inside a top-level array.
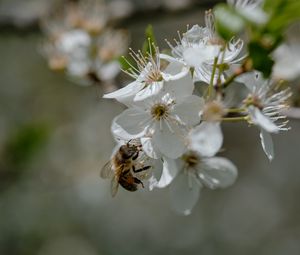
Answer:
[
  {"left": 140, "top": 137, "right": 161, "bottom": 159},
  {"left": 155, "top": 157, "right": 180, "bottom": 188},
  {"left": 152, "top": 121, "right": 187, "bottom": 159},
  {"left": 189, "top": 122, "right": 223, "bottom": 157},
  {"left": 173, "top": 95, "right": 204, "bottom": 126},
  {"left": 111, "top": 120, "right": 142, "bottom": 141},
  {"left": 113, "top": 108, "right": 151, "bottom": 137},
  {"left": 248, "top": 106, "right": 279, "bottom": 133},
  {"left": 103, "top": 81, "right": 142, "bottom": 105},
  {"left": 193, "top": 64, "right": 221, "bottom": 84},
  {"left": 236, "top": 6, "right": 268, "bottom": 24},
  {"left": 159, "top": 54, "right": 190, "bottom": 81},
  {"left": 273, "top": 44, "right": 300, "bottom": 80},
  {"left": 183, "top": 46, "right": 219, "bottom": 68},
  {"left": 134, "top": 81, "right": 163, "bottom": 101},
  {"left": 163, "top": 70, "right": 194, "bottom": 98},
  {"left": 199, "top": 157, "right": 238, "bottom": 189},
  {"left": 148, "top": 158, "right": 164, "bottom": 191},
  {"left": 260, "top": 129, "right": 274, "bottom": 161},
  {"left": 169, "top": 172, "right": 202, "bottom": 215},
  {"left": 235, "top": 71, "right": 261, "bottom": 92}
]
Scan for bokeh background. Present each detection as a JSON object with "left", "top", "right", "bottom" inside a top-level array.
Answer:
[{"left": 0, "top": 0, "right": 300, "bottom": 254}]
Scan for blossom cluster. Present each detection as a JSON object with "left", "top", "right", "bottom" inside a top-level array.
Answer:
[
  {"left": 102, "top": 0, "right": 295, "bottom": 215},
  {"left": 41, "top": 0, "right": 129, "bottom": 88}
]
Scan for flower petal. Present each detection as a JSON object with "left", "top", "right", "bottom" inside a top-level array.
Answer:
[
  {"left": 113, "top": 108, "right": 151, "bottom": 137},
  {"left": 103, "top": 81, "right": 142, "bottom": 105},
  {"left": 248, "top": 106, "right": 279, "bottom": 133},
  {"left": 160, "top": 54, "right": 190, "bottom": 81},
  {"left": 169, "top": 172, "right": 202, "bottom": 215},
  {"left": 140, "top": 137, "right": 161, "bottom": 159},
  {"left": 155, "top": 157, "right": 180, "bottom": 188},
  {"left": 236, "top": 71, "right": 266, "bottom": 93},
  {"left": 111, "top": 120, "right": 141, "bottom": 141},
  {"left": 163, "top": 72, "right": 194, "bottom": 99},
  {"left": 260, "top": 128, "right": 274, "bottom": 161},
  {"left": 199, "top": 156, "right": 238, "bottom": 189},
  {"left": 183, "top": 46, "right": 219, "bottom": 68},
  {"left": 273, "top": 44, "right": 300, "bottom": 80},
  {"left": 152, "top": 120, "right": 187, "bottom": 159},
  {"left": 189, "top": 122, "right": 223, "bottom": 157},
  {"left": 173, "top": 95, "right": 204, "bottom": 126},
  {"left": 134, "top": 81, "right": 164, "bottom": 101},
  {"left": 236, "top": 6, "right": 268, "bottom": 25},
  {"left": 147, "top": 158, "right": 164, "bottom": 191}
]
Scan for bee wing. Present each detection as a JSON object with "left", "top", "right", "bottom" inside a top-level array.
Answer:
[
  {"left": 100, "top": 161, "right": 114, "bottom": 179},
  {"left": 111, "top": 175, "right": 119, "bottom": 197}
]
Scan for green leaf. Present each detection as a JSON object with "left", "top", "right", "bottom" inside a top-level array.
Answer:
[
  {"left": 214, "top": 4, "right": 245, "bottom": 41},
  {"left": 142, "top": 24, "right": 157, "bottom": 57},
  {"left": 118, "top": 55, "right": 135, "bottom": 72},
  {"left": 264, "top": 0, "right": 300, "bottom": 32},
  {"left": 5, "top": 124, "right": 50, "bottom": 167},
  {"left": 248, "top": 42, "right": 274, "bottom": 78}
]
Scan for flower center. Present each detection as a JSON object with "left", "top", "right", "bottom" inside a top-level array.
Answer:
[
  {"left": 182, "top": 151, "right": 200, "bottom": 168},
  {"left": 145, "top": 70, "right": 163, "bottom": 85},
  {"left": 202, "top": 100, "right": 226, "bottom": 121},
  {"left": 151, "top": 104, "right": 169, "bottom": 120}
]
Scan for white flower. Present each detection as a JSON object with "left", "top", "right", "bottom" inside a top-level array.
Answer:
[
  {"left": 41, "top": 0, "right": 129, "bottom": 86},
  {"left": 272, "top": 43, "right": 300, "bottom": 81},
  {"left": 103, "top": 47, "right": 189, "bottom": 104},
  {"left": 56, "top": 29, "right": 91, "bottom": 54},
  {"left": 156, "top": 123, "right": 236, "bottom": 215},
  {"left": 238, "top": 72, "right": 291, "bottom": 160},
  {"left": 111, "top": 86, "right": 204, "bottom": 159},
  {"left": 94, "top": 29, "right": 129, "bottom": 81},
  {"left": 227, "top": 0, "right": 268, "bottom": 25},
  {"left": 165, "top": 10, "right": 244, "bottom": 84}
]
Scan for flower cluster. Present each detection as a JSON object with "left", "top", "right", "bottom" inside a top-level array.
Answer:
[
  {"left": 102, "top": 0, "right": 294, "bottom": 215},
  {"left": 41, "top": 0, "right": 129, "bottom": 88}
]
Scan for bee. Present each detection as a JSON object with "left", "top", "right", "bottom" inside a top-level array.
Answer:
[{"left": 100, "top": 142, "right": 151, "bottom": 197}]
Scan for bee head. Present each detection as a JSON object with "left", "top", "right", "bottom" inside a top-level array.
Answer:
[{"left": 119, "top": 143, "right": 139, "bottom": 159}]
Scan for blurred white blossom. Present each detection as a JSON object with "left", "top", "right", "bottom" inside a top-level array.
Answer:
[
  {"left": 227, "top": 0, "right": 268, "bottom": 24},
  {"left": 272, "top": 43, "right": 300, "bottom": 81},
  {"left": 41, "top": 0, "right": 128, "bottom": 87}
]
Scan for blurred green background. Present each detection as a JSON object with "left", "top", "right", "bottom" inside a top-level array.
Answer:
[{"left": 0, "top": 1, "right": 300, "bottom": 254}]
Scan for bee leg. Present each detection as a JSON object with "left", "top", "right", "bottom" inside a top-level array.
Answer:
[
  {"left": 123, "top": 169, "right": 130, "bottom": 175},
  {"left": 132, "top": 165, "right": 151, "bottom": 173},
  {"left": 134, "top": 177, "right": 144, "bottom": 188},
  {"left": 132, "top": 151, "right": 139, "bottom": 160}
]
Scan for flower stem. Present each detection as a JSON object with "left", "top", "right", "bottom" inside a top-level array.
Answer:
[
  {"left": 227, "top": 108, "right": 246, "bottom": 113},
  {"left": 221, "top": 116, "right": 249, "bottom": 122},
  {"left": 222, "top": 72, "right": 240, "bottom": 89},
  {"left": 207, "top": 56, "right": 218, "bottom": 99}
]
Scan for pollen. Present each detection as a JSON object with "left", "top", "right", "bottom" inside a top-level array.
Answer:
[
  {"left": 182, "top": 151, "right": 200, "bottom": 168},
  {"left": 145, "top": 69, "right": 163, "bottom": 85},
  {"left": 151, "top": 104, "right": 169, "bottom": 120}
]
